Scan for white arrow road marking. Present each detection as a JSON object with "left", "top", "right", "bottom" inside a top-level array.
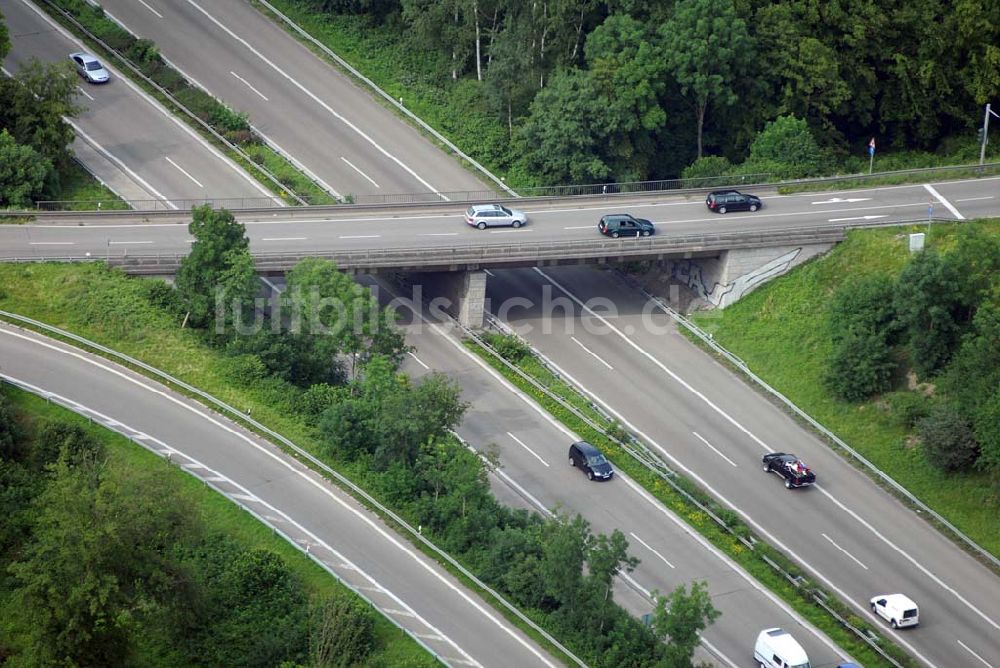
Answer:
[
  {"left": 812, "top": 197, "right": 872, "bottom": 204},
  {"left": 828, "top": 214, "right": 888, "bottom": 222}
]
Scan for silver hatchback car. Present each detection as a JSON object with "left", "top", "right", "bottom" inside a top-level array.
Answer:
[
  {"left": 464, "top": 203, "right": 527, "bottom": 229},
  {"left": 70, "top": 52, "right": 110, "bottom": 84}
]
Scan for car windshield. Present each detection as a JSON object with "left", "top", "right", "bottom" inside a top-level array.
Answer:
[
  {"left": 587, "top": 455, "right": 607, "bottom": 467},
  {"left": 903, "top": 609, "right": 917, "bottom": 618},
  {"left": 791, "top": 663, "right": 810, "bottom": 668},
  {"left": 500, "top": 206, "right": 512, "bottom": 215},
  {"left": 86, "top": 61, "right": 103, "bottom": 71}
]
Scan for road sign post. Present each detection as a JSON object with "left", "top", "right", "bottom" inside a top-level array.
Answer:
[{"left": 980, "top": 103, "right": 997, "bottom": 166}]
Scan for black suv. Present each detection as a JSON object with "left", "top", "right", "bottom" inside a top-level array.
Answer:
[
  {"left": 706, "top": 190, "right": 762, "bottom": 214},
  {"left": 598, "top": 214, "right": 654, "bottom": 238},
  {"left": 569, "top": 441, "right": 614, "bottom": 481},
  {"left": 762, "top": 452, "right": 816, "bottom": 489}
]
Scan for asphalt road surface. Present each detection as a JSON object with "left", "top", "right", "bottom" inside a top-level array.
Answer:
[
  {"left": 1, "top": 0, "right": 277, "bottom": 208},
  {"left": 92, "top": 0, "right": 494, "bottom": 200},
  {"left": 483, "top": 265, "right": 1000, "bottom": 668},
  {"left": 359, "top": 276, "right": 857, "bottom": 668},
  {"left": 2, "top": 176, "right": 997, "bottom": 260},
  {"left": 0, "top": 322, "right": 560, "bottom": 668}
]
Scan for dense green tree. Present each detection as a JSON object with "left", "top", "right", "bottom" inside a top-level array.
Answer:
[
  {"left": 485, "top": 11, "right": 539, "bottom": 136},
  {"left": 661, "top": 0, "right": 752, "bottom": 158},
  {"left": 282, "top": 257, "right": 407, "bottom": 380},
  {"left": 918, "top": 403, "right": 980, "bottom": 472},
  {"left": 9, "top": 456, "right": 194, "bottom": 666},
  {"left": 825, "top": 328, "right": 896, "bottom": 401},
  {"left": 310, "top": 595, "right": 376, "bottom": 668},
  {"left": 0, "top": 58, "right": 80, "bottom": 166},
  {"left": 0, "top": 391, "right": 24, "bottom": 461},
  {"left": 0, "top": 8, "right": 9, "bottom": 60},
  {"left": 651, "top": 580, "right": 721, "bottom": 668},
  {"left": 517, "top": 69, "right": 613, "bottom": 184},
  {"left": 0, "top": 129, "right": 51, "bottom": 207},
  {"left": 974, "top": 391, "right": 1000, "bottom": 482},
  {"left": 586, "top": 529, "right": 638, "bottom": 607},
  {"left": 828, "top": 275, "right": 899, "bottom": 343},
  {"left": 746, "top": 115, "right": 832, "bottom": 179},
  {"left": 175, "top": 205, "right": 259, "bottom": 330},
  {"left": 952, "top": 0, "right": 1000, "bottom": 105},
  {"left": 31, "top": 421, "right": 106, "bottom": 471},
  {"left": 540, "top": 514, "right": 590, "bottom": 610},
  {"left": 893, "top": 248, "right": 964, "bottom": 377},
  {"left": 583, "top": 14, "right": 668, "bottom": 180}
]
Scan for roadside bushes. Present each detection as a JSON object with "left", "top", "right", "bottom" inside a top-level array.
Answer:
[
  {"left": 824, "top": 275, "right": 897, "bottom": 401},
  {"left": 918, "top": 404, "right": 980, "bottom": 472}
]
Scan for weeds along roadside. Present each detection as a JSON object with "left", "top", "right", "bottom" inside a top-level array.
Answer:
[
  {"left": 36, "top": 0, "right": 336, "bottom": 208},
  {"left": 464, "top": 324, "right": 918, "bottom": 668}
]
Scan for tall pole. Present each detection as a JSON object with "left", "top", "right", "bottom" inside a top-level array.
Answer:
[{"left": 980, "top": 103, "right": 992, "bottom": 166}]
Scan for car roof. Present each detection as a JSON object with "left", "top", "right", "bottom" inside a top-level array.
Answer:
[
  {"left": 878, "top": 593, "right": 918, "bottom": 608},
  {"left": 709, "top": 189, "right": 741, "bottom": 196},
  {"left": 468, "top": 204, "right": 503, "bottom": 213},
  {"left": 70, "top": 52, "right": 99, "bottom": 63},
  {"left": 572, "top": 440, "right": 602, "bottom": 455},
  {"left": 760, "top": 628, "right": 808, "bottom": 662}
]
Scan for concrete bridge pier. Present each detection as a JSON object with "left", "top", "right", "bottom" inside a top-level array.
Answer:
[{"left": 414, "top": 269, "right": 488, "bottom": 329}]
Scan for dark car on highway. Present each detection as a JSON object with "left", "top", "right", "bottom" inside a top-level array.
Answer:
[
  {"left": 598, "top": 213, "right": 654, "bottom": 238},
  {"left": 705, "top": 190, "right": 761, "bottom": 214},
  {"left": 569, "top": 441, "right": 614, "bottom": 481},
  {"left": 762, "top": 452, "right": 815, "bottom": 489}
]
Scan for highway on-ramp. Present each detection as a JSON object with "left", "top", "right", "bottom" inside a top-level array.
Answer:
[
  {"left": 0, "top": 321, "right": 560, "bottom": 668},
  {"left": 2, "top": 0, "right": 277, "bottom": 208}
]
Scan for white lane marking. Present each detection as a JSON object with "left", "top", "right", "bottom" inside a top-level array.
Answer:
[
  {"left": 564, "top": 225, "right": 593, "bottom": 229},
  {"left": 821, "top": 533, "right": 869, "bottom": 570},
  {"left": 137, "top": 0, "right": 163, "bottom": 18},
  {"left": 955, "top": 196, "right": 994, "bottom": 202},
  {"left": 108, "top": 240, "right": 153, "bottom": 245},
  {"left": 484, "top": 269, "right": 495, "bottom": 277},
  {"left": 828, "top": 214, "right": 887, "bottom": 222},
  {"left": 533, "top": 268, "right": 941, "bottom": 666},
  {"left": 341, "top": 157, "right": 380, "bottom": 188},
  {"left": 72, "top": 125, "right": 178, "bottom": 209},
  {"left": 490, "top": 228, "right": 533, "bottom": 234},
  {"left": 407, "top": 351, "right": 429, "bottom": 370},
  {"left": 812, "top": 197, "right": 871, "bottom": 204},
  {"left": 231, "top": 71, "right": 269, "bottom": 101},
  {"left": 419, "top": 233, "right": 459, "bottom": 237},
  {"left": 957, "top": 639, "right": 995, "bottom": 668},
  {"left": 260, "top": 237, "right": 307, "bottom": 241},
  {"left": 629, "top": 531, "right": 675, "bottom": 569},
  {"left": 392, "top": 297, "right": 843, "bottom": 666},
  {"left": 339, "top": 234, "right": 381, "bottom": 239},
  {"left": 75, "top": 86, "right": 94, "bottom": 101},
  {"left": 181, "top": 0, "right": 447, "bottom": 200},
  {"left": 29, "top": 242, "right": 75, "bottom": 245},
  {"left": 259, "top": 276, "right": 282, "bottom": 294},
  {"left": 570, "top": 336, "right": 613, "bottom": 370},
  {"left": 165, "top": 156, "right": 204, "bottom": 188},
  {"left": 0, "top": 333, "right": 535, "bottom": 668},
  {"left": 185, "top": 238, "right": 196, "bottom": 243},
  {"left": 925, "top": 183, "right": 965, "bottom": 219},
  {"left": 507, "top": 432, "right": 549, "bottom": 467},
  {"left": 259, "top": 131, "right": 341, "bottom": 199},
  {"left": 691, "top": 432, "right": 737, "bottom": 467}
]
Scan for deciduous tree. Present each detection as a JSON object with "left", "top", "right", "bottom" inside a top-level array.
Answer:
[
  {"left": 0, "top": 129, "right": 50, "bottom": 208},
  {"left": 651, "top": 580, "right": 721, "bottom": 668}
]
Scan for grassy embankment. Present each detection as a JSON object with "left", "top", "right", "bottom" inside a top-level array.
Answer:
[
  {"left": 689, "top": 219, "right": 1000, "bottom": 557},
  {"left": 0, "top": 386, "right": 437, "bottom": 668}
]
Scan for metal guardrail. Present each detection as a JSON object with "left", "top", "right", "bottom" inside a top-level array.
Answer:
[
  {"left": 0, "top": 310, "right": 586, "bottom": 668},
  {"left": 619, "top": 275, "right": 1000, "bottom": 572},
  {"left": 26, "top": 161, "right": 1000, "bottom": 213}
]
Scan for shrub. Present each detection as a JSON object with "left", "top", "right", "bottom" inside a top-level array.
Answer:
[
  {"left": 309, "top": 595, "right": 376, "bottom": 667},
  {"left": 824, "top": 328, "right": 896, "bottom": 402},
  {"left": 0, "top": 393, "right": 25, "bottom": 462},
  {"left": 482, "top": 332, "right": 531, "bottom": 363},
  {"left": 918, "top": 404, "right": 980, "bottom": 472},
  {"left": 680, "top": 155, "right": 733, "bottom": 187},
  {"left": 884, "top": 391, "right": 933, "bottom": 429},
  {"left": 222, "top": 354, "right": 269, "bottom": 387},
  {"left": 294, "top": 383, "right": 342, "bottom": 420}
]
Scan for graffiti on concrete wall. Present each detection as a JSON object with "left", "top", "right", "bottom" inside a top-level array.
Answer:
[{"left": 671, "top": 248, "right": 803, "bottom": 308}]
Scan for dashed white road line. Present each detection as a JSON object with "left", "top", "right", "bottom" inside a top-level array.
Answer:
[
  {"left": 629, "top": 531, "right": 675, "bottom": 569},
  {"left": 955, "top": 196, "right": 994, "bottom": 202},
  {"left": 957, "top": 639, "right": 994, "bottom": 668},
  {"left": 340, "top": 234, "right": 381, "bottom": 239},
  {"left": 924, "top": 183, "right": 965, "bottom": 219},
  {"left": 821, "top": 533, "right": 868, "bottom": 570},
  {"left": 563, "top": 225, "right": 593, "bottom": 230},
  {"left": 231, "top": 71, "right": 269, "bottom": 101},
  {"left": 419, "top": 232, "right": 459, "bottom": 237},
  {"left": 108, "top": 240, "right": 153, "bottom": 245},
  {"left": 75, "top": 86, "right": 94, "bottom": 101},
  {"left": 692, "top": 432, "right": 738, "bottom": 467},
  {"left": 165, "top": 156, "right": 204, "bottom": 188},
  {"left": 72, "top": 125, "right": 178, "bottom": 209},
  {"left": 507, "top": 432, "right": 549, "bottom": 467},
  {"left": 341, "top": 157, "right": 380, "bottom": 188},
  {"left": 137, "top": 0, "right": 164, "bottom": 18},
  {"left": 29, "top": 242, "right": 75, "bottom": 245},
  {"left": 571, "top": 336, "right": 613, "bottom": 370},
  {"left": 490, "top": 228, "right": 533, "bottom": 234},
  {"left": 407, "top": 351, "right": 430, "bottom": 370},
  {"left": 260, "top": 237, "right": 307, "bottom": 241}
]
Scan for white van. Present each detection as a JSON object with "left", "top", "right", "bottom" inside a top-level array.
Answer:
[
  {"left": 870, "top": 593, "right": 919, "bottom": 628},
  {"left": 754, "top": 628, "right": 811, "bottom": 668}
]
